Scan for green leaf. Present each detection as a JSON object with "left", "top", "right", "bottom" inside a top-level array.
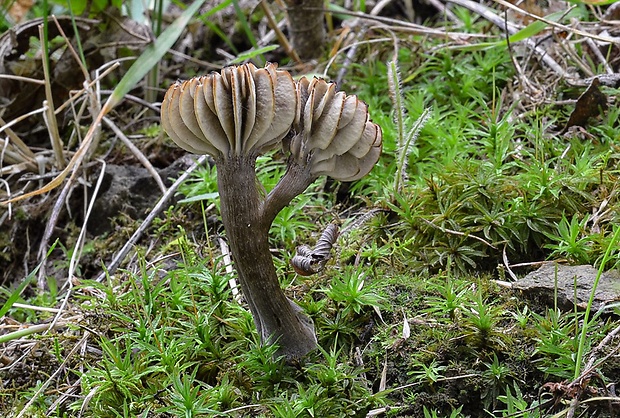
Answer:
[
  {"left": 0, "top": 241, "right": 57, "bottom": 318},
  {"left": 105, "top": 0, "right": 208, "bottom": 110},
  {"left": 229, "top": 45, "right": 280, "bottom": 64},
  {"left": 0, "top": 274, "right": 32, "bottom": 319},
  {"left": 451, "top": 8, "right": 582, "bottom": 51},
  {"left": 178, "top": 192, "right": 220, "bottom": 203},
  {"left": 502, "top": 8, "right": 581, "bottom": 45}
]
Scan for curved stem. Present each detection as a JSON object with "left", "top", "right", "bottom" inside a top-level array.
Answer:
[
  {"left": 216, "top": 156, "right": 317, "bottom": 360},
  {"left": 263, "top": 159, "right": 316, "bottom": 225}
]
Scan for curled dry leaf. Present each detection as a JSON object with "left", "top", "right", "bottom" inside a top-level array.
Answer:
[
  {"left": 562, "top": 77, "right": 608, "bottom": 133},
  {"left": 291, "top": 223, "right": 339, "bottom": 276}
]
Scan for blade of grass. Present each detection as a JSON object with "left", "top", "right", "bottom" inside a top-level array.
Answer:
[
  {"left": 231, "top": 0, "right": 264, "bottom": 64},
  {"left": 448, "top": 7, "right": 582, "bottom": 51},
  {"left": 0, "top": 240, "right": 58, "bottom": 319},
  {"left": 0, "top": 272, "right": 34, "bottom": 319},
  {"left": 492, "top": 0, "right": 617, "bottom": 44},
  {"left": 574, "top": 225, "right": 620, "bottom": 379},
  {"left": 229, "top": 45, "right": 279, "bottom": 64},
  {"left": 65, "top": 0, "right": 87, "bottom": 67},
  {"left": 0, "top": 322, "right": 69, "bottom": 344},
  {"left": 39, "top": 25, "right": 64, "bottom": 169},
  {"left": 2, "top": 0, "right": 207, "bottom": 204},
  {"left": 105, "top": 0, "right": 207, "bottom": 109}
]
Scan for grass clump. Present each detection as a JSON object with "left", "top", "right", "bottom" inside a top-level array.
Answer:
[{"left": 69, "top": 258, "right": 387, "bottom": 417}]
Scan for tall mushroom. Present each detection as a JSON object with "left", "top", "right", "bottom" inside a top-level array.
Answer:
[{"left": 161, "top": 63, "right": 382, "bottom": 360}]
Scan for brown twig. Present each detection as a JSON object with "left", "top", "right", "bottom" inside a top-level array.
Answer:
[
  {"left": 258, "top": 0, "right": 302, "bottom": 65},
  {"left": 103, "top": 117, "right": 166, "bottom": 193}
]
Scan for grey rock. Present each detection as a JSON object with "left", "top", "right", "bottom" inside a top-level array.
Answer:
[
  {"left": 88, "top": 155, "right": 198, "bottom": 235},
  {"left": 513, "top": 263, "right": 620, "bottom": 312}
]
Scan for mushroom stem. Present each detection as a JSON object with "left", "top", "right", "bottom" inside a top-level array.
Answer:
[
  {"left": 263, "top": 157, "right": 315, "bottom": 226},
  {"left": 216, "top": 156, "right": 317, "bottom": 360}
]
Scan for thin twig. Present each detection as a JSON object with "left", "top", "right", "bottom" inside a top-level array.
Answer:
[
  {"left": 334, "top": 24, "right": 367, "bottom": 85},
  {"left": 103, "top": 117, "right": 166, "bottom": 193},
  {"left": 491, "top": 0, "right": 620, "bottom": 44},
  {"left": 259, "top": 0, "right": 302, "bottom": 65},
  {"left": 504, "top": 11, "right": 543, "bottom": 97},
  {"left": 46, "top": 376, "right": 82, "bottom": 416},
  {"left": 584, "top": 38, "right": 614, "bottom": 75},
  {"left": 52, "top": 15, "right": 91, "bottom": 82},
  {"left": 323, "top": 37, "right": 395, "bottom": 77},
  {"left": 502, "top": 245, "right": 518, "bottom": 281},
  {"left": 0, "top": 107, "right": 47, "bottom": 137},
  {"left": 220, "top": 404, "right": 263, "bottom": 415},
  {"left": 11, "top": 302, "right": 62, "bottom": 313},
  {"left": 322, "top": 8, "right": 489, "bottom": 39},
  {"left": 36, "top": 170, "right": 77, "bottom": 289},
  {"left": 427, "top": 0, "right": 461, "bottom": 23},
  {"left": 0, "top": 179, "right": 11, "bottom": 220},
  {"left": 98, "top": 90, "right": 161, "bottom": 113},
  {"left": 15, "top": 331, "right": 89, "bottom": 418},
  {"left": 219, "top": 238, "right": 240, "bottom": 302},
  {"left": 55, "top": 63, "right": 120, "bottom": 114},
  {"left": 0, "top": 74, "right": 46, "bottom": 84},
  {"left": 386, "top": 373, "right": 478, "bottom": 393},
  {"left": 583, "top": 323, "right": 620, "bottom": 374},
  {"left": 446, "top": 0, "right": 570, "bottom": 78},
  {"left": 48, "top": 160, "right": 107, "bottom": 333}
]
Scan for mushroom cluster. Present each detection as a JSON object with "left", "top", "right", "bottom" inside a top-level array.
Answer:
[{"left": 161, "top": 63, "right": 382, "bottom": 360}]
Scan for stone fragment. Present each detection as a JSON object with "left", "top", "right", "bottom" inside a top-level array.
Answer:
[{"left": 512, "top": 263, "right": 620, "bottom": 312}]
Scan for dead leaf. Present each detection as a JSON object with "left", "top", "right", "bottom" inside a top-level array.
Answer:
[
  {"left": 402, "top": 311, "right": 411, "bottom": 339},
  {"left": 562, "top": 78, "right": 608, "bottom": 133},
  {"left": 379, "top": 357, "right": 388, "bottom": 392}
]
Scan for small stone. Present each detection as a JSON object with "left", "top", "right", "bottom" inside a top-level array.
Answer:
[{"left": 512, "top": 263, "right": 620, "bottom": 312}]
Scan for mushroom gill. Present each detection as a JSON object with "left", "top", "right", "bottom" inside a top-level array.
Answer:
[
  {"left": 161, "top": 62, "right": 297, "bottom": 158},
  {"left": 289, "top": 76, "right": 382, "bottom": 181}
]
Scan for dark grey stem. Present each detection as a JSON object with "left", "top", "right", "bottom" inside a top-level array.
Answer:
[
  {"left": 263, "top": 159, "right": 316, "bottom": 226},
  {"left": 216, "top": 156, "right": 317, "bottom": 360}
]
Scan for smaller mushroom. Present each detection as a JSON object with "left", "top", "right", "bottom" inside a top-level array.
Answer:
[
  {"left": 290, "top": 76, "right": 382, "bottom": 181},
  {"left": 264, "top": 76, "right": 382, "bottom": 223}
]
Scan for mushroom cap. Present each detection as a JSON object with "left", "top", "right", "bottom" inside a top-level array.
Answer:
[
  {"left": 290, "top": 77, "right": 382, "bottom": 181},
  {"left": 161, "top": 63, "right": 297, "bottom": 158}
]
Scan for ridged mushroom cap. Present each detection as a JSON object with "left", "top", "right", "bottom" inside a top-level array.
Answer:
[
  {"left": 289, "top": 77, "right": 382, "bottom": 181},
  {"left": 161, "top": 63, "right": 297, "bottom": 158}
]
